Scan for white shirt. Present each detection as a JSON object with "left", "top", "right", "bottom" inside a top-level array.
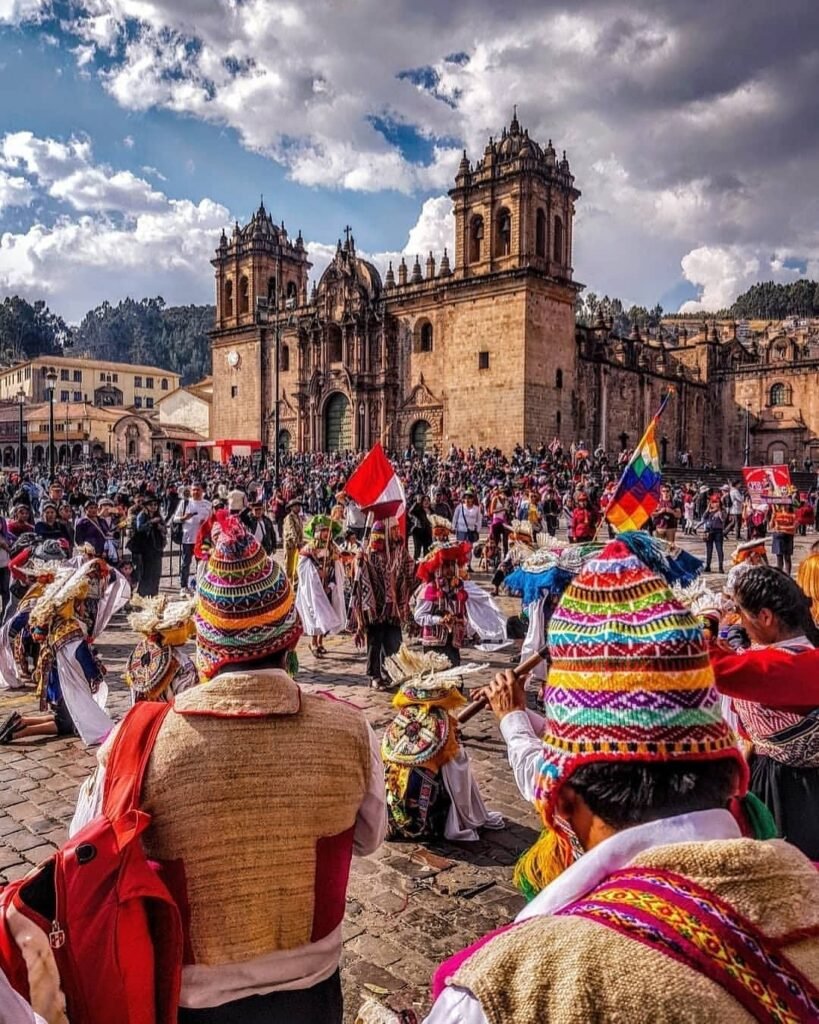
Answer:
[
  {"left": 453, "top": 503, "right": 481, "bottom": 533},
  {"left": 174, "top": 496, "right": 212, "bottom": 545}
]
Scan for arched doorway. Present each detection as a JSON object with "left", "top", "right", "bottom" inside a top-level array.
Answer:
[
  {"left": 58, "top": 444, "right": 69, "bottom": 463},
  {"left": 278, "top": 429, "right": 292, "bottom": 453},
  {"left": 72, "top": 444, "right": 83, "bottom": 462},
  {"left": 33, "top": 445, "right": 44, "bottom": 463},
  {"left": 410, "top": 419, "right": 431, "bottom": 453},
  {"left": 3, "top": 447, "right": 13, "bottom": 466},
  {"left": 324, "top": 393, "right": 351, "bottom": 452}
]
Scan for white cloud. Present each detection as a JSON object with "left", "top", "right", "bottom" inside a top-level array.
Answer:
[
  {"left": 0, "top": 0, "right": 47, "bottom": 24},
  {"left": 0, "top": 170, "right": 35, "bottom": 211},
  {"left": 123, "top": 134, "right": 135, "bottom": 148},
  {"left": 0, "top": 130, "right": 166, "bottom": 213},
  {"left": 0, "top": 199, "right": 227, "bottom": 319},
  {"left": 3, "top": 0, "right": 819, "bottom": 310},
  {"left": 0, "top": 131, "right": 228, "bottom": 318},
  {"left": 679, "top": 246, "right": 798, "bottom": 313}
]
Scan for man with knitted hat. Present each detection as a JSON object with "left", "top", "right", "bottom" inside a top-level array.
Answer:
[
  {"left": 424, "top": 537, "right": 819, "bottom": 1024},
  {"left": 71, "top": 514, "right": 386, "bottom": 1023}
]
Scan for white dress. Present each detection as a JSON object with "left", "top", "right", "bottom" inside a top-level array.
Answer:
[{"left": 295, "top": 555, "right": 347, "bottom": 636}]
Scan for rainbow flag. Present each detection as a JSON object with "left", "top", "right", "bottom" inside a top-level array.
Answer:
[{"left": 605, "top": 392, "right": 671, "bottom": 533}]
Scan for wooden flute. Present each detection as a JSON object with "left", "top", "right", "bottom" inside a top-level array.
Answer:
[{"left": 454, "top": 641, "right": 550, "bottom": 725}]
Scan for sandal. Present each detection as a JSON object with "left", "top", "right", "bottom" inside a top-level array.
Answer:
[{"left": 0, "top": 711, "right": 21, "bottom": 745}]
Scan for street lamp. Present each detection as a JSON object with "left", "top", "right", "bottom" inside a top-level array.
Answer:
[
  {"left": 107, "top": 424, "right": 113, "bottom": 463},
  {"left": 358, "top": 401, "right": 365, "bottom": 450},
  {"left": 15, "top": 388, "right": 25, "bottom": 476},
  {"left": 45, "top": 369, "right": 57, "bottom": 480},
  {"left": 743, "top": 400, "right": 751, "bottom": 467}
]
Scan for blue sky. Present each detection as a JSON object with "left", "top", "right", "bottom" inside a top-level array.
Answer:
[{"left": 0, "top": 2, "right": 816, "bottom": 320}]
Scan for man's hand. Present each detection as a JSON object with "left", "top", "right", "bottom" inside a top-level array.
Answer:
[{"left": 481, "top": 669, "right": 527, "bottom": 721}]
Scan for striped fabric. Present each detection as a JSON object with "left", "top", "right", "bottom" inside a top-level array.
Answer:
[
  {"left": 195, "top": 513, "right": 303, "bottom": 679},
  {"left": 534, "top": 539, "right": 745, "bottom": 823}
]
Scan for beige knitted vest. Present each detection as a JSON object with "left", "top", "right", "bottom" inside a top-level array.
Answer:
[
  {"left": 453, "top": 839, "right": 819, "bottom": 1024},
  {"left": 140, "top": 669, "right": 371, "bottom": 965}
]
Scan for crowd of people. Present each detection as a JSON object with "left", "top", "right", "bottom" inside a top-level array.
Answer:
[{"left": 2, "top": 443, "right": 819, "bottom": 1024}]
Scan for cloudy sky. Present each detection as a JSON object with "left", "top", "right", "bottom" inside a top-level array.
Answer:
[{"left": 0, "top": 1, "right": 817, "bottom": 320}]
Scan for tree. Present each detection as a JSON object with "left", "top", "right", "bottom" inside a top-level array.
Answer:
[{"left": 0, "top": 297, "right": 66, "bottom": 362}]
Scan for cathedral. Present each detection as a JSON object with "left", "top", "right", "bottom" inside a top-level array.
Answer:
[{"left": 209, "top": 112, "right": 819, "bottom": 468}]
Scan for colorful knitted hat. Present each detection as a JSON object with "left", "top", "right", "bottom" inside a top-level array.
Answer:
[
  {"left": 195, "top": 512, "right": 302, "bottom": 679},
  {"left": 515, "top": 537, "right": 746, "bottom": 898}
]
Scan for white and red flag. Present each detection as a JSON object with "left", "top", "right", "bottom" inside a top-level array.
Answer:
[{"left": 344, "top": 442, "right": 406, "bottom": 532}]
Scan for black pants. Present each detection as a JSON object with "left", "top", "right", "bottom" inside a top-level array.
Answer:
[
  {"left": 180, "top": 542, "right": 195, "bottom": 589},
  {"left": 0, "top": 566, "right": 10, "bottom": 621},
  {"left": 705, "top": 531, "right": 724, "bottom": 572},
  {"left": 138, "top": 554, "right": 163, "bottom": 596},
  {"left": 411, "top": 533, "right": 430, "bottom": 560},
  {"left": 177, "top": 970, "right": 342, "bottom": 1024},
  {"left": 366, "top": 620, "right": 402, "bottom": 680}
]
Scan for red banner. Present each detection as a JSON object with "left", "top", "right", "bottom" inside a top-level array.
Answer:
[{"left": 742, "top": 465, "right": 792, "bottom": 508}]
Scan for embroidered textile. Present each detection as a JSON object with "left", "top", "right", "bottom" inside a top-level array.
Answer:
[{"left": 558, "top": 866, "right": 819, "bottom": 1023}]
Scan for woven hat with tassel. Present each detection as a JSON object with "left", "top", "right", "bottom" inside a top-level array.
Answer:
[
  {"left": 195, "top": 511, "right": 302, "bottom": 679},
  {"left": 514, "top": 535, "right": 748, "bottom": 900}
]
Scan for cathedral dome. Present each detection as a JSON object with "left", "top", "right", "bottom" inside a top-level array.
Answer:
[{"left": 317, "top": 237, "right": 382, "bottom": 301}]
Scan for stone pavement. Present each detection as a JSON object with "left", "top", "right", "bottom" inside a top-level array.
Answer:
[{"left": 0, "top": 530, "right": 815, "bottom": 1021}]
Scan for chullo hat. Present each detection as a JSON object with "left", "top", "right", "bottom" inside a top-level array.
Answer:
[
  {"left": 516, "top": 536, "right": 746, "bottom": 898},
  {"left": 195, "top": 512, "right": 302, "bottom": 679}
]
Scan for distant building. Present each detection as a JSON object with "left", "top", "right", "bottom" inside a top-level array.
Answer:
[
  {"left": 207, "top": 111, "right": 819, "bottom": 467},
  {"left": 0, "top": 354, "right": 181, "bottom": 411}
]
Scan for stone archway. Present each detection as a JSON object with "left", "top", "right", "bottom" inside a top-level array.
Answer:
[
  {"left": 410, "top": 419, "right": 431, "bottom": 453},
  {"left": 278, "top": 429, "right": 292, "bottom": 453},
  {"left": 324, "top": 392, "right": 351, "bottom": 452},
  {"left": 3, "top": 447, "right": 14, "bottom": 467}
]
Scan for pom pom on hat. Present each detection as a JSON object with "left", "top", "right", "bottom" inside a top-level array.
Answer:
[{"left": 195, "top": 512, "right": 302, "bottom": 679}]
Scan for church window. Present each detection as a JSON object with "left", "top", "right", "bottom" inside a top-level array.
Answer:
[
  {"left": 556, "top": 410, "right": 561, "bottom": 429},
  {"left": 770, "top": 382, "right": 790, "bottom": 406},
  {"left": 225, "top": 279, "right": 233, "bottom": 317},
  {"left": 773, "top": 344, "right": 787, "bottom": 360},
  {"left": 555, "top": 368, "right": 563, "bottom": 389},
  {"left": 280, "top": 344, "right": 290, "bottom": 372},
  {"left": 496, "top": 208, "right": 512, "bottom": 257},
  {"left": 536, "top": 209, "right": 547, "bottom": 258},
  {"left": 231, "top": 385, "right": 238, "bottom": 399},
  {"left": 469, "top": 216, "right": 484, "bottom": 264},
  {"left": 239, "top": 276, "right": 250, "bottom": 314},
  {"left": 478, "top": 351, "right": 490, "bottom": 370},
  {"left": 553, "top": 216, "right": 564, "bottom": 263},
  {"left": 286, "top": 281, "right": 298, "bottom": 307},
  {"left": 418, "top": 321, "right": 433, "bottom": 353},
  {"left": 328, "top": 325, "right": 343, "bottom": 363},
  {"left": 267, "top": 277, "right": 277, "bottom": 307}
]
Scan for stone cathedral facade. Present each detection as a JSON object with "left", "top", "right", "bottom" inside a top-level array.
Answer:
[{"left": 209, "top": 113, "right": 819, "bottom": 467}]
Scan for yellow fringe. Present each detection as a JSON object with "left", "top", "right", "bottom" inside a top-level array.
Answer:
[{"left": 513, "top": 824, "right": 575, "bottom": 900}]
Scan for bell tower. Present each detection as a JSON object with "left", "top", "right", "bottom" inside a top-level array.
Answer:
[
  {"left": 210, "top": 201, "right": 311, "bottom": 452},
  {"left": 212, "top": 200, "right": 311, "bottom": 330},
  {"left": 449, "top": 109, "right": 580, "bottom": 282}
]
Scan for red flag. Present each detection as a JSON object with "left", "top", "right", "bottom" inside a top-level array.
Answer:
[{"left": 345, "top": 442, "right": 406, "bottom": 530}]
